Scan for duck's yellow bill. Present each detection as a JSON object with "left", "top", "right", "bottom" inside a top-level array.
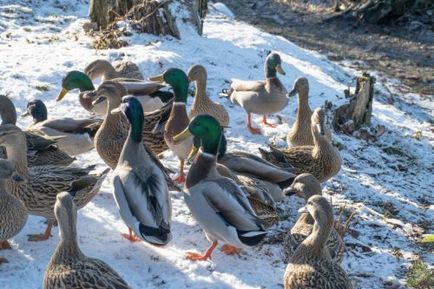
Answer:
[
  {"left": 276, "top": 64, "right": 286, "bottom": 75},
  {"left": 56, "top": 88, "right": 68, "bottom": 101},
  {"left": 149, "top": 74, "right": 165, "bottom": 83},
  {"left": 173, "top": 128, "right": 191, "bottom": 144},
  {"left": 187, "top": 146, "right": 199, "bottom": 161},
  {"left": 111, "top": 107, "right": 122, "bottom": 114}
]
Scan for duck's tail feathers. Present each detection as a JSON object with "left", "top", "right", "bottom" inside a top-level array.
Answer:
[
  {"left": 220, "top": 87, "right": 233, "bottom": 99},
  {"left": 139, "top": 223, "right": 172, "bottom": 246},
  {"left": 237, "top": 229, "right": 267, "bottom": 246}
]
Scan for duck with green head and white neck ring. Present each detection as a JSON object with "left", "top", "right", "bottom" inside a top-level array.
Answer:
[
  {"left": 224, "top": 52, "right": 290, "bottom": 134},
  {"left": 150, "top": 68, "right": 193, "bottom": 184},
  {"left": 173, "top": 115, "right": 266, "bottom": 261}
]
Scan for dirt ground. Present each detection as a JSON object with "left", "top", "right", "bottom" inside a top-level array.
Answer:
[{"left": 219, "top": 0, "right": 434, "bottom": 96}]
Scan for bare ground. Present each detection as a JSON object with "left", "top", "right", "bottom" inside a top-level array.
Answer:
[{"left": 219, "top": 0, "right": 434, "bottom": 96}]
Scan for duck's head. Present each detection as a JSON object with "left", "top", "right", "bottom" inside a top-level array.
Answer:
[
  {"left": 174, "top": 114, "right": 225, "bottom": 156},
  {"left": 0, "top": 124, "right": 25, "bottom": 147},
  {"left": 21, "top": 99, "right": 48, "bottom": 123},
  {"left": 0, "top": 159, "right": 26, "bottom": 183},
  {"left": 84, "top": 59, "right": 116, "bottom": 81},
  {"left": 284, "top": 173, "right": 321, "bottom": 200},
  {"left": 93, "top": 81, "right": 127, "bottom": 111},
  {"left": 57, "top": 71, "right": 95, "bottom": 102},
  {"left": 265, "top": 52, "right": 285, "bottom": 78},
  {"left": 288, "top": 77, "right": 309, "bottom": 97},
  {"left": 54, "top": 192, "right": 78, "bottom": 239},
  {"left": 0, "top": 95, "right": 17, "bottom": 125},
  {"left": 299, "top": 195, "right": 334, "bottom": 228},
  {"left": 150, "top": 68, "right": 189, "bottom": 103},
  {"left": 187, "top": 64, "right": 207, "bottom": 83}
]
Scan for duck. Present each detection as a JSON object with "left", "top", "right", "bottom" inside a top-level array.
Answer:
[
  {"left": 22, "top": 99, "right": 102, "bottom": 156},
  {"left": 283, "top": 173, "right": 344, "bottom": 264},
  {"left": 286, "top": 77, "right": 314, "bottom": 147},
  {"left": 173, "top": 114, "right": 266, "bottom": 261},
  {"left": 188, "top": 64, "right": 229, "bottom": 126},
  {"left": 283, "top": 195, "right": 353, "bottom": 289},
  {"left": 112, "top": 96, "right": 172, "bottom": 244},
  {"left": 0, "top": 124, "right": 109, "bottom": 241},
  {"left": 150, "top": 68, "right": 193, "bottom": 184},
  {"left": 57, "top": 70, "right": 173, "bottom": 116},
  {"left": 0, "top": 95, "right": 75, "bottom": 167},
  {"left": 259, "top": 108, "right": 341, "bottom": 182},
  {"left": 223, "top": 52, "right": 289, "bottom": 134},
  {"left": 93, "top": 81, "right": 178, "bottom": 190},
  {"left": 84, "top": 59, "right": 144, "bottom": 82},
  {"left": 43, "top": 192, "right": 131, "bottom": 289},
  {"left": 0, "top": 159, "right": 28, "bottom": 264}
]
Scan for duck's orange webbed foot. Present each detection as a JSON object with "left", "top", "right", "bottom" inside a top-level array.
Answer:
[
  {"left": 247, "top": 113, "right": 262, "bottom": 135},
  {"left": 173, "top": 173, "right": 186, "bottom": 184},
  {"left": 262, "top": 116, "right": 277, "bottom": 128},
  {"left": 28, "top": 222, "right": 53, "bottom": 242},
  {"left": 185, "top": 241, "right": 217, "bottom": 262},
  {"left": 221, "top": 244, "right": 241, "bottom": 255},
  {"left": 122, "top": 228, "right": 141, "bottom": 242}
]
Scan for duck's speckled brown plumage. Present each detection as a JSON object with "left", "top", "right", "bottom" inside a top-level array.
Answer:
[
  {"left": 259, "top": 108, "right": 341, "bottom": 183},
  {"left": 188, "top": 65, "right": 229, "bottom": 127},
  {"left": 0, "top": 125, "right": 108, "bottom": 227},
  {"left": 0, "top": 95, "right": 75, "bottom": 167},
  {"left": 94, "top": 82, "right": 177, "bottom": 190},
  {"left": 283, "top": 196, "right": 353, "bottom": 289},
  {"left": 283, "top": 173, "right": 344, "bottom": 264},
  {"left": 44, "top": 192, "right": 130, "bottom": 289},
  {"left": 0, "top": 160, "right": 27, "bottom": 255}
]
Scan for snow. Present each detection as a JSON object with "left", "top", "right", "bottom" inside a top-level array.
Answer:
[{"left": 0, "top": 1, "right": 433, "bottom": 288}]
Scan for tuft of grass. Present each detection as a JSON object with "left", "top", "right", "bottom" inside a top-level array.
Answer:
[
  {"left": 35, "top": 85, "right": 50, "bottom": 92},
  {"left": 406, "top": 260, "right": 434, "bottom": 289}
]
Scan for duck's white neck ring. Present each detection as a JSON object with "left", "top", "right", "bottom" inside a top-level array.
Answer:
[{"left": 174, "top": 102, "right": 186, "bottom": 106}]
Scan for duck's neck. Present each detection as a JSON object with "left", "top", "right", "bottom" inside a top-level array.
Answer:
[
  {"left": 312, "top": 128, "right": 333, "bottom": 158},
  {"left": 78, "top": 80, "right": 95, "bottom": 92},
  {"left": 186, "top": 151, "right": 217, "bottom": 189},
  {"left": 4, "top": 139, "right": 29, "bottom": 178},
  {"left": 302, "top": 216, "right": 332, "bottom": 257},
  {"left": 192, "top": 77, "right": 212, "bottom": 109},
  {"left": 52, "top": 215, "right": 84, "bottom": 264},
  {"left": 103, "top": 66, "right": 119, "bottom": 81}
]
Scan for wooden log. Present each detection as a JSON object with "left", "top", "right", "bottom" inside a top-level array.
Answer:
[{"left": 331, "top": 73, "right": 375, "bottom": 133}]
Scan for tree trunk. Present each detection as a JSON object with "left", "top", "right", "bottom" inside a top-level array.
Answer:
[
  {"left": 89, "top": 0, "right": 208, "bottom": 38},
  {"left": 331, "top": 73, "right": 375, "bottom": 133}
]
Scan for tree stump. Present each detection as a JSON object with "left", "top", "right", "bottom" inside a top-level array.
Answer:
[
  {"left": 88, "top": 0, "right": 208, "bottom": 38},
  {"left": 331, "top": 73, "right": 375, "bottom": 133}
]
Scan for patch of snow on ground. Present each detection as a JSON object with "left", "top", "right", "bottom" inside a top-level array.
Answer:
[{"left": 0, "top": 1, "right": 432, "bottom": 289}]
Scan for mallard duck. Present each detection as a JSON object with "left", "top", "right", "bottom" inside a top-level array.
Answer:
[
  {"left": 57, "top": 70, "right": 172, "bottom": 116},
  {"left": 259, "top": 108, "right": 341, "bottom": 182},
  {"left": 223, "top": 52, "right": 288, "bottom": 134},
  {"left": 173, "top": 115, "right": 266, "bottom": 261},
  {"left": 150, "top": 68, "right": 193, "bottom": 183},
  {"left": 0, "top": 159, "right": 28, "bottom": 264},
  {"left": 22, "top": 99, "right": 102, "bottom": 156},
  {"left": 44, "top": 192, "right": 131, "bottom": 289},
  {"left": 0, "top": 95, "right": 75, "bottom": 167},
  {"left": 286, "top": 77, "right": 314, "bottom": 147},
  {"left": 0, "top": 124, "right": 109, "bottom": 241},
  {"left": 188, "top": 64, "right": 229, "bottom": 127},
  {"left": 283, "top": 173, "right": 344, "bottom": 264},
  {"left": 93, "top": 81, "right": 177, "bottom": 190},
  {"left": 84, "top": 59, "right": 144, "bottom": 82},
  {"left": 112, "top": 96, "right": 172, "bottom": 244},
  {"left": 283, "top": 195, "right": 353, "bottom": 289}
]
